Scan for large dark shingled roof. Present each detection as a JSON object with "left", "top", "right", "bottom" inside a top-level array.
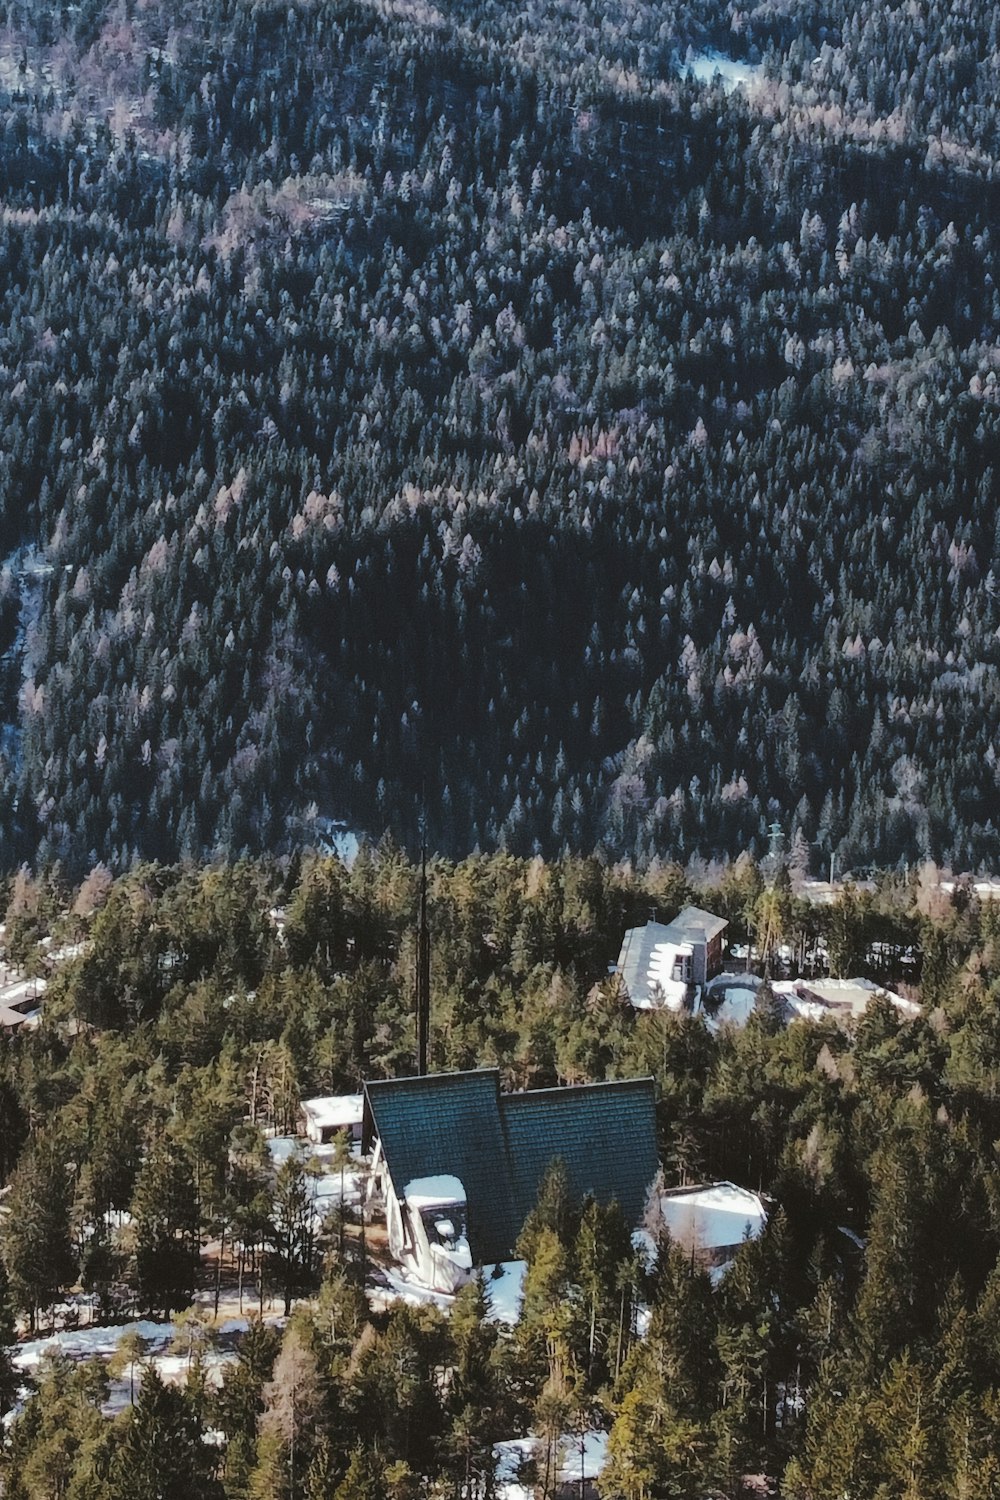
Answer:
[{"left": 363, "top": 1069, "right": 658, "bottom": 1265}]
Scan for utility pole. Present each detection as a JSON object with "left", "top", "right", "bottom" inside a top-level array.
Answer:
[{"left": 416, "top": 810, "right": 430, "bottom": 1076}]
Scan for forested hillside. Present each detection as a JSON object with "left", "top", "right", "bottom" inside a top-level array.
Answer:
[{"left": 0, "top": 0, "right": 999, "bottom": 872}]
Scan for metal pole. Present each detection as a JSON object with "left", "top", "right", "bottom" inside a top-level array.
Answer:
[{"left": 417, "top": 828, "right": 430, "bottom": 1076}]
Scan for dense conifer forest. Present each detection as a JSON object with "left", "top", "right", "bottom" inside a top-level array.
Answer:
[
  {"left": 0, "top": 0, "right": 999, "bottom": 872},
  {"left": 1, "top": 852, "right": 999, "bottom": 1497}
]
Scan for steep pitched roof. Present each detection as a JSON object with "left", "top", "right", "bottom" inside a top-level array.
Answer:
[
  {"left": 364, "top": 1070, "right": 512, "bottom": 1262},
  {"left": 364, "top": 1069, "right": 658, "bottom": 1265},
  {"left": 502, "top": 1078, "right": 659, "bottom": 1235}
]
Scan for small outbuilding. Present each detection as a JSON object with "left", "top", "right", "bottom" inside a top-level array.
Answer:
[
  {"left": 775, "top": 977, "right": 919, "bottom": 1022},
  {"left": 654, "top": 1181, "right": 768, "bottom": 1276},
  {"left": 300, "top": 1093, "right": 364, "bottom": 1146}
]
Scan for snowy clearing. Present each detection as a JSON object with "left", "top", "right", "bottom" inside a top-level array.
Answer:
[
  {"left": 685, "top": 50, "right": 764, "bottom": 93},
  {"left": 365, "top": 1259, "right": 526, "bottom": 1322},
  {"left": 11, "top": 1315, "right": 251, "bottom": 1372},
  {"left": 7, "top": 1315, "right": 257, "bottom": 1418}
]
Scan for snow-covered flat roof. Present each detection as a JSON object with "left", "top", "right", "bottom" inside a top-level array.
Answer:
[
  {"left": 771, "top": 983, "right": 827, "bottom": 1023},
  {"left": 300, "top": 1094, "right": 363, "bottom": 1129},
  {"left": 404, "top": 1174, "right": 466, "bottom": 1209},
  {"left": 0, "top": 976, "right": 46, "bottom": 1008},
  {"left": 660, "top": 1182, "right": 767, "bottom": 1249},
  {"left": 619, "top": 928, "right": 691, "bottom": 1009},
  {"left": 782, "top": 977, "right": 918, "bottom": 1019}
]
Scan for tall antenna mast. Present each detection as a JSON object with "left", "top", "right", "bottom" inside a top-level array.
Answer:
[{"left": 416, "top": 797, "right": 430, "bottom": 1076}]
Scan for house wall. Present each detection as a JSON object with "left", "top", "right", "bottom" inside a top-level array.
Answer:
[
  {"left": 386, "top": 1182, "right": 406, "bottom": 1261},
  {"left": 303, "top": 1114, "right": 363, "bottom": 1145},
  {"left": 384, "top": 1180, "right": 472, "bottom": 1292},
  {"left": 406, "top": 1210, "right": 442, "bottom": 1290},
  {"left": 705, "top": 933, "right": 724, "bottom": 980},
  {"left": 318, "top": 1120, "right": 363, "bottom": 1146}
]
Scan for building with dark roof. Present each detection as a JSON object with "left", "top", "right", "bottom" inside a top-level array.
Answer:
[
  {"left": 363, "top": 1069, "right": 658, "bottom": 1288},
  {"left": 616, "top": 906, "right": 728, "bottom": 1010}
]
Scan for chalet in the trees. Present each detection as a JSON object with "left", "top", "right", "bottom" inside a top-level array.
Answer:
[
  {"left": 616, "top": 907, "right": 728, "bottom": 1010},
  {"left": 363, "top": 1069, "right": 658, "bottom": 1291}
]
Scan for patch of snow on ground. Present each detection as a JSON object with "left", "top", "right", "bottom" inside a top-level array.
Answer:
[
  {"left": 13, "top": 1318, "right": 171, "bottom": 1370},
  {"left": 266, "top": 1134, "right": 302, "bottom": 1166},
  {"left": 560, "top": 1429, "right": 609, "bottom": 1483},
  {"left": 11, "top": 1316, "right": 250, "bottom": 1371},
  {"left": 265, "top": 1136, "right": 367, "bottom": 1218},
  {"left": 312, "top": 1169, "right": 366, "bottom": 1211},
  {"left": 368, "top": 1265, "right": 456, "bottom": 1313},
  {"left": 719, "top": 987, "right": 760, "bottom": 1024},
  {"left": 494, "top": 1429, "right": 609, "bottom": 1498},
  {"left": 494, "top": 1436, "right": 536, "bottom": 1500},
  {"left": 631, "top": 1226, "right": 658, "bottom": 1272},
  {"left": 44, "top": 941, "right": 86, "bottom": 964},
  {"left": 482, "top": 1261, "right": 526, "bottom": 1324},
  {"left": 0, "top": 56, "right": 38, "bottom": 90},
  {"left": 700, "top": 973, "right": 762, "bottom": 1031},
  {"left": 309, "top": 817, "right": 361, "bottom": 865},
  {"left": 686, "top": 50, "right": 764, "bottom": 93},
  {"left": 10, "top": 1316, "right": 251, "bottom": 1416}
]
